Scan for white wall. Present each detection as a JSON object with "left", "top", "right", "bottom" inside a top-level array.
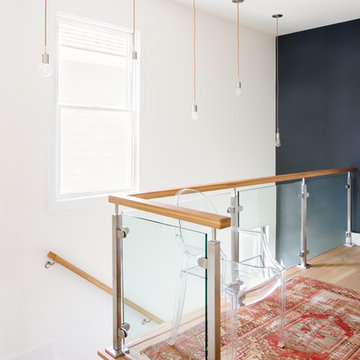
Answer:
[{"left": 0, "top": 0, "right": 275, "bottom": 359}]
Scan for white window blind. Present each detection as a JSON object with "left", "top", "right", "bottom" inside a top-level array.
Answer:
[{"left": 57, "top": 14, "right": 137, "bottom": 198}]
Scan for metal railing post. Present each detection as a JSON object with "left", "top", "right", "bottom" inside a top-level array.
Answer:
[
  {"left": 228, "top": 188, "right": 241, "bottom": 263},
  {"left": 345, "top": 172, "right": 354, "bottom": 247},
  {"left": 207, "top": 229, "right": 221, "bottom": 360},
  {"left": 298, "top": 178, "right": 310, "bottom": 268},
  {"left": 106, "top": 205, "right": 130, "bottom": 358}
]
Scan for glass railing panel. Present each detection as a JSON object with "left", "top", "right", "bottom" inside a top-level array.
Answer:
[
  {"left": 238, "top": 184, "right": 278, "bottom": 259},
  {"left": 307, "top": 173, "right": 347, "bottom": 258},
  {"left": 276, "top": 181, "right": 302, "bottom": 268},
  {"left": 122, "top": 213, "right": 208, "bottom": 358},
  {"left": 206, "top": 190, "right": 233, "bottom": 260},
  {"left": 206, "top": 190, "right": 233, "bottom": 217}
]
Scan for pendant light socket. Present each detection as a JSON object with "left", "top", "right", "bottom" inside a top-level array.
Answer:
[
  {"left": 275, "top": 131, "right": 281, "bottom": 148},
  {"left": 236, "top": 80, "right": 242, "bottom": 96},
  {"left": 42, "top": 51, "right": 50, "bottom": 64},
  {"left": 191, "top": 103, "right": 198, "bottom": 120},
  {"left": 39, "top": 50, "right": 52, "bottom": 77},
  {"left": 132, "top": 50, "right": 138, "bottom": 60}
]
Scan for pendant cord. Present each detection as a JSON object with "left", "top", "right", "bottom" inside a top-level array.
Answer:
[
  {"left": 132, "top": 0, "right": 136, "bottom": 48},
  {"left": 237, "top": 1, "right": 240, "bottom": 80},
  {"left": 276, "top": 17, "right": 279, "bottom": 132},
  {"left": 193, "top": 0, "right": 196, "bottom": 103},
  {"left": 45, "top": 0, "right": 47, "bottom": 49}
]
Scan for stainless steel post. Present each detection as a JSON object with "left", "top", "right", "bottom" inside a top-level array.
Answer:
[
  {"left": 298, "top": 178, "right": 310, "bottom": 268},
  {"left": 345, "top": 172, "right": 354, "bottom": 247},
  {"left": 106, "top": 206, "right": 130, "bottom": 358},
  {"left": 228, "top": 188, "right": 240, "bottom": 262},
  {"left": 207, "top": 229, "right": 221, "bottom": 360}
]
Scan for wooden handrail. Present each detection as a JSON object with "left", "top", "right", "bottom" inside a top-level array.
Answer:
[
  {"left": 108, "top": 195, "right": 231, "bottom": 229},
  {"left": 47, "top": 251, "right": 164, "bottom": 324},
  {"left": 130, "top": 168, "right": 356, "bottom": 200},
  {"left": 109, "top": 168, "right": 356, "bottom": 230}
]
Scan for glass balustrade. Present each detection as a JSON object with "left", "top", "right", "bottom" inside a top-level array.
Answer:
[
  {"left": 104, "top": 171, "right": 352, "bottom": 358},
  {"left": 307, "top": 173, "right": 347, "bottom": 257},
  {"left": 275, "top": 181, "right": 302, "bottom": 268},
  {"left": 122, "top": 212, "right": 208, "bottom": 357},
  {"left": 238, "top": 184, "right": 278, "bottom": 258}
]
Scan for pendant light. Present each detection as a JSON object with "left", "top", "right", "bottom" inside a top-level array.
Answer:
[
  {"left": 191, "top": 0, "right": 198, "bottom": 120},
  {"left": 273, "top": 14, "right": 283, "bottom": 148},
  {"left": 131, "top": 0, "right": 138, "bottom": 71},
  {"left": 39, "top": 0, "right": 52, "bottom": 77},
  {"left": 233, "top": 0, "right": 244, "bottom": 96}
]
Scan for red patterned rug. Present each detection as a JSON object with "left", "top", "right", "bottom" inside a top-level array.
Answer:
[{"left": 141, "top": 276, "right": 360, "bottom": 359}]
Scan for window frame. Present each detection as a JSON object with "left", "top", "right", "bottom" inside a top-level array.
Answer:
[{"left": 54, "top": 12, "right": 140, "bottom": 201}]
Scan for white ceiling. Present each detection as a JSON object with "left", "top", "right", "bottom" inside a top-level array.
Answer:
[{"left": 170, "top": 0, "right": 360, "bottom": 35}]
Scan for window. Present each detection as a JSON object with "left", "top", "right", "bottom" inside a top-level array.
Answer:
[{"left": 56, "top": 14, "right": 138, "bottom": 199}]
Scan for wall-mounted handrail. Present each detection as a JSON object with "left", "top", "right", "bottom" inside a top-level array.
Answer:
[
  {"left": 109, "top": 168, "right": 356, "bottom": 229},
  {"left": 46, "top": 251, "right": 164, "bottom": 325},
  {"left": 130, "top": 168, "right": 357, "bottom": 200}
]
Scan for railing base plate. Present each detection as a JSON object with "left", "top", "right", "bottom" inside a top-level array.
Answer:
[
  {"left": 297, "top": 263, "right": 311, "bottom": 269},
  {"left": 344, "top": 243, "right": 356, "bottom": 248},
  {"left": 98, "top": 348, "right": 132, "bottom": 360}
]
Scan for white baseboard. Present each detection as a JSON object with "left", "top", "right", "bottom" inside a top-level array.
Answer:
[{"left": 352, "top": 232, "right": 360, "bottom": 246}]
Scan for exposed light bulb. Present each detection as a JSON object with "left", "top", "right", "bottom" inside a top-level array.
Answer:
[
  {"left": 131, "top": 49, "right": 138, "bottom": 72},
  {"left": 236, "top": 80, "right": 242, "bottom": 96},
  {"left": 39, "top": 51, "right": 52, "bottom": 78},
  {"left": 191, "top": 104, "right": 198, "bottom": 120},
  {"left": 275, "top": 131, "right": 281, "bottom": 148},
  {"left": 39, "top": 63, "right": 52, "bottom": 77}
]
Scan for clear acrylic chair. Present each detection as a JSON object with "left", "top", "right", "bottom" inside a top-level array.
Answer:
[
  {"left": 168, "top": 188, "right": 220, "bottom": 346},
  {"left": 222, "top": 229, "right": 286, "bottom": 358},
  {"left": 168, "top": 189, "right": 286, "bottom": 355}
]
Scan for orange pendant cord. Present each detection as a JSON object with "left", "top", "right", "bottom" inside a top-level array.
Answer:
[
  {"left": 45, "top": 0, "right": 47, "bottom": 49},
  {"left": 193, "top": 0, "right": 196, "bottom": 104},
  {"left": 132, "top": 0, "right": 135, "bottom": 49}
]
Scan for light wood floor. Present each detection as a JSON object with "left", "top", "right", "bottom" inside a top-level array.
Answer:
[
  {"left": 287, "top": 245, "right": 360, "bottom": 291},
  {"left": 99, "top": 245, "right": 360, "bottom": 360}
]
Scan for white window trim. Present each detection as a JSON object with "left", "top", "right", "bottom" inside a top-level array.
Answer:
[{"left": 50, "top": 12, "right": 140, "bottom": 207}]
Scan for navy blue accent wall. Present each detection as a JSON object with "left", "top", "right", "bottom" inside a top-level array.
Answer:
[{"left": 276, "top": 19, "right": 360, "bottom": 232}]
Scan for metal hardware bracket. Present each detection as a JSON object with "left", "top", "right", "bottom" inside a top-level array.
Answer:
[
  {"left": 227, "top": 205, "right": 243, "bottom": 214},
  {"left": 118, "top": 323, "right": 130, "bottom": 339},
  {"left": 298, "top": 250, "right": 310, "bottom": 258},
  {"left": 45, "top": 260, "right": 55, "bottom": 269},
  {"left": 298, "top": 192, "right": 310, "bottom": 199},
  {"left": 116, "top": 228, "right": 129, "bottom": 240},
  {"left": 197, "top": 257, "right": 208, "bottom": 269}
]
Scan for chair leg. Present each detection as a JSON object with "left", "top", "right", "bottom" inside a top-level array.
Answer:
[
  {"left": 278, "top": 270, "right": 286, "bottom": 348},
  {"left": 168, "top": 258, "right": 189, "bottom": 346}
]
